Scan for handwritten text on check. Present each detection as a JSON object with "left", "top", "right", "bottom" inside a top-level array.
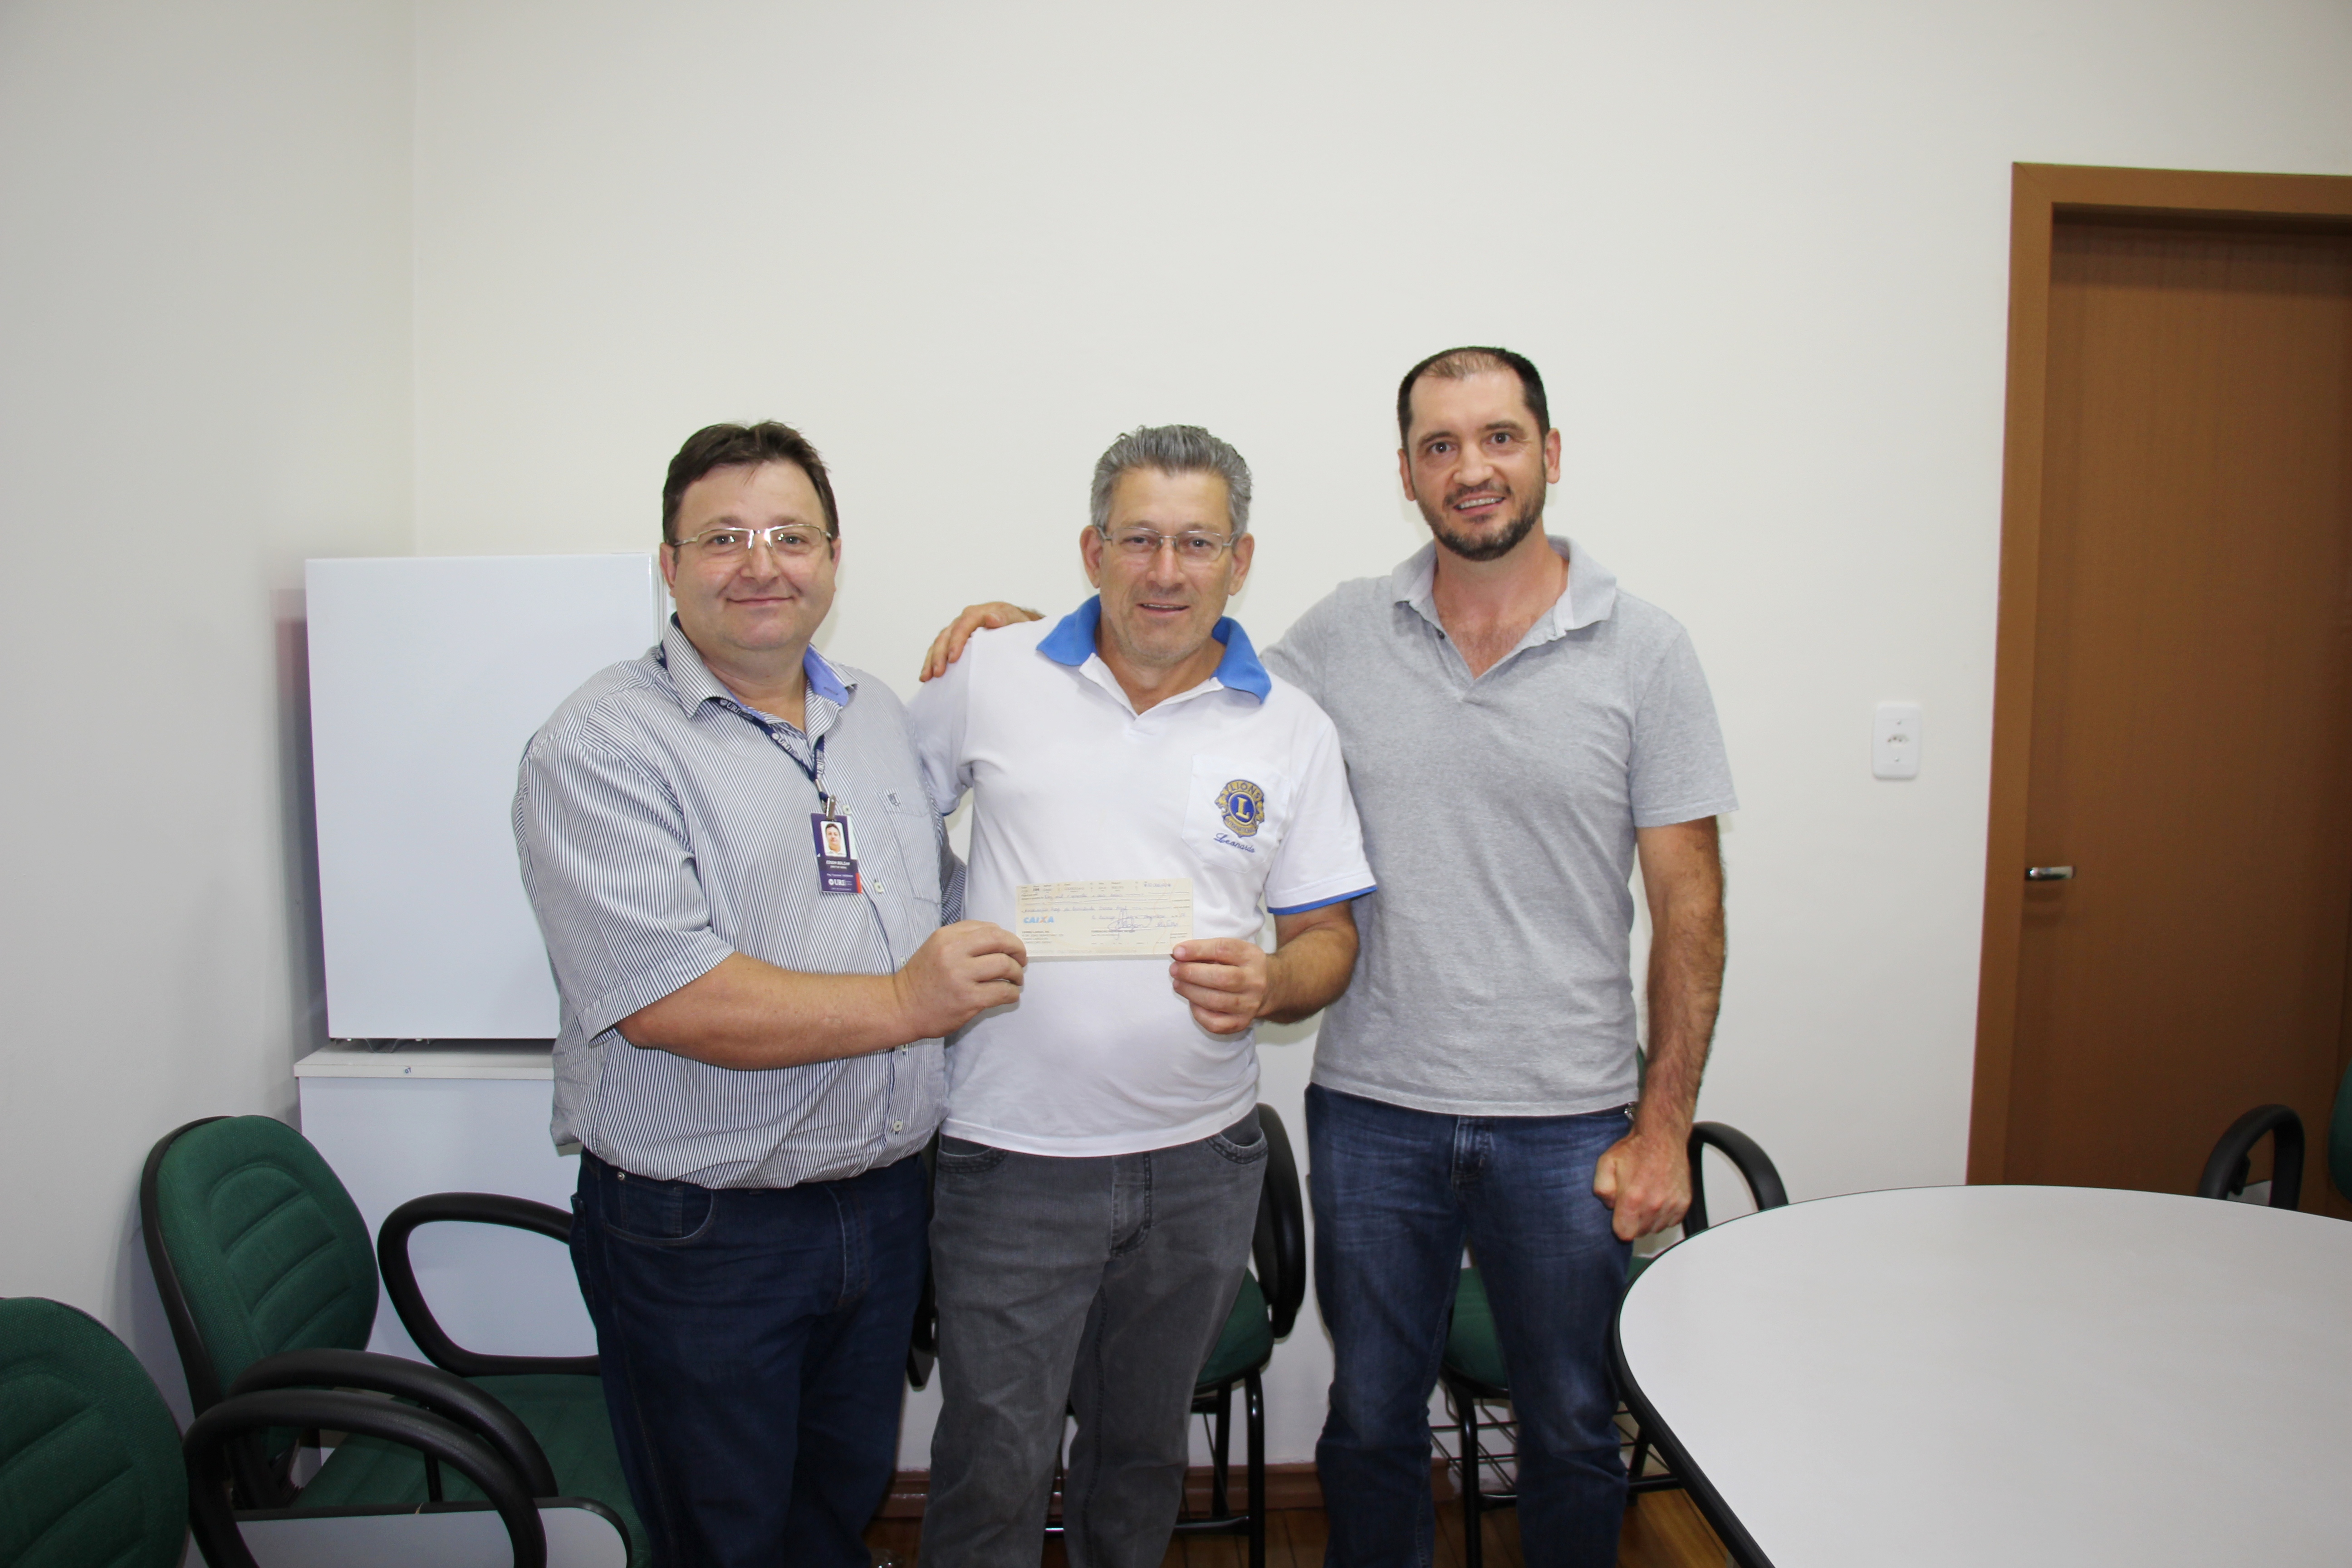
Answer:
[{"left": 1015, "top": 879, "right": 1195, "bottom": 957}]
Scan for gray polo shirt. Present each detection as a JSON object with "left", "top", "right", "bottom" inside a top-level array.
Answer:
[
  {"left": 1262, "top": 536, "right": 1736, "bottom": 1117},
  {"left": 514, "top": 618, "right": 958, "bottom": 1186}
]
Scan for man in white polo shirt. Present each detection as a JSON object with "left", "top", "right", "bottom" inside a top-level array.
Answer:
[
  {"left": 921, "top": 352, "right": 1735, "bottom": 1568},
  {"left": 908, "top": 425, "right": 1374, "bottom": 1568}
]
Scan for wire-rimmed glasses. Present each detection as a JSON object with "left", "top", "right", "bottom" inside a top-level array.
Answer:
[
  {"left": 1094, "top": 524, "right": 1239, "bottom": 564},
  {"left": 671, "top": 524, "right": 835, "bottom": 559}
]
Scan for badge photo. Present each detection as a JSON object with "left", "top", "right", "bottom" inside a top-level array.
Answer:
[{"left": 810, "top": 811, "right": 859, "bottom": 894}]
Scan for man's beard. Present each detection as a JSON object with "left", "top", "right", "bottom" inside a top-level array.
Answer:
[{"left": 1423, "top": 486, "right": 1544, "bottom": 563}]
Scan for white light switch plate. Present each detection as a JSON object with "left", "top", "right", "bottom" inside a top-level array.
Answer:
[{"left": 1873, "top": 702, "right": 1921, "bottom": 779}]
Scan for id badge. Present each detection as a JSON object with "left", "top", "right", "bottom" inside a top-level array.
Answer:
[{"left": 810, "top": 812, "right": 859, "bottom": 894}]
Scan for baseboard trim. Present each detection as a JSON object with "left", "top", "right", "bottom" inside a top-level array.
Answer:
[{"left": 879, "top": 1459, "right": 1455, "bottom": 1519}]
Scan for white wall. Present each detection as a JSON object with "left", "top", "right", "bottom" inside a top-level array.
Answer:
[
  {"left": 5, "top": 0, "right": 2348, "bottom": 1470},
  {"left": 403, "top": 0, "right": 2352, "bottom": 1463},
  {"left": 0, "top": 0, "right": 413, "bottom": 1414}
]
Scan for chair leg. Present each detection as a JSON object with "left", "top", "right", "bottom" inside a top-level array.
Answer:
[
  {"left": 1246, "top": 1372, "right": 1266, "bottom": 1568},
  {"left": 1050, "top": 1422, "right": 1068, "bottom": 1532},
  {"left": 1210, "top": 1383, "right": 1233, "bottom": 1519},
  {"left": 1461, "top": 1392, "right": 1483, "bottom": 1568},
  {"left": 1629, "top": 1424, "right": 1652, "bottom": 1502}
]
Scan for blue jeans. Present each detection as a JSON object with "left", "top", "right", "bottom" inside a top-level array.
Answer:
[
  {"left": 1308, "top": 1086, "right": 1633, "bottom": 1568},
  {"left": 570, "top": 1149, "right": 927, "bottom": 1568}
]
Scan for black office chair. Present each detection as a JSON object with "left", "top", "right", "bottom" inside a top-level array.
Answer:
[
  {"left": 1437, "top": 1121, "right": 1788, "bottom": 1568},
  {"left": 2197, "top": 1059, "right": 2352, "bottom": 1211}
]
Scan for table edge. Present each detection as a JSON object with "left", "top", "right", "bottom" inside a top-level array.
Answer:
[{"left": 1609, "top": 1300, "right": 1778, "bottom": 1568}]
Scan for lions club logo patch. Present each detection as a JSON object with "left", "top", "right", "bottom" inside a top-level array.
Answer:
[{"left": 1215, "top": 779, "right": 1266, "bottom": 838}]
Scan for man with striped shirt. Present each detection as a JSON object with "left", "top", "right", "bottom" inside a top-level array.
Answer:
[{"left": 514, "top": 421, "right": 1027, "bottom": 1568}]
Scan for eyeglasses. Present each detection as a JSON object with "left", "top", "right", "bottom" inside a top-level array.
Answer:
[
  {"left": 1096, "top": 524, "right": 1239, "bottom": 563},
  {"left": 671, "top": 524, "right": 835, "bottom": 559}
]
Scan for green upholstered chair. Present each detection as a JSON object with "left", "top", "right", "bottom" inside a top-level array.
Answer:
[
  {"left": 1, "top": 1296, "right": 188, "bottom": 1568},
  {"left": 0, "top": 1294, "right": 621, "bottom": 1568},
  {"left": 1438, "top": 1120, "right": 1788, "bottom": 1568},
  {"left": 1169, "top": 1103, "right": 1308, "bottom": 1568},
  {"left": 139, "top": 1115, "right": 639, "bottom": 1564},
  {"left": 2197, "top": 1060, "right": 2352, "bottom": 1210}
]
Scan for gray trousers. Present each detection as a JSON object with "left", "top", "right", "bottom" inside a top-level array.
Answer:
[{"left": 923, "top": 1112, "right": 1268, "bottom": 1568}]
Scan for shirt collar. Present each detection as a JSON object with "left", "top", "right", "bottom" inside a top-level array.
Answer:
[
  {"left": 1393, "top": 534, "right": 1617, "bottom": 643},
  {"left": 657, "top": 614, "right": 853, "bottom": 721},
  {"left": 1037, "top": 596, "right": 1271, "bottom": 702}
]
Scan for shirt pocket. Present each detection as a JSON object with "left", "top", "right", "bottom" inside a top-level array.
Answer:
[
  {"left": 880, "top": 793, "right": 946, "bottom": 909},
  {"left": 1183, "top": 753, "right": 1294, "bottom": 871}
]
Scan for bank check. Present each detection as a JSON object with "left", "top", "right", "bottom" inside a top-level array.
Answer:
[{"left": 1015, "top": 878, "right": 1194, "bottom": 957}]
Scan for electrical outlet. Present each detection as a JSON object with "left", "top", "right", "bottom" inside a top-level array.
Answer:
[{"left": 1873, "top": 702, "right": 1921, "bottom": 779}]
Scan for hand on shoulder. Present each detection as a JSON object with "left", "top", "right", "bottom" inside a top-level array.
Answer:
[{"left": 919, "top": 603, "right": 1043, "bottom": 682}]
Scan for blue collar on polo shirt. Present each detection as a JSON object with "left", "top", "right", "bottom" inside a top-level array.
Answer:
[{"left": 1037, "top": 596, "right": 1272, "bottom": 702}]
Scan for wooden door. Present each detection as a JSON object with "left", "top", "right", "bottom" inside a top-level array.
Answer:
[{"left": 1972, "top": 167, "right": 2352, "bottom": 1203}]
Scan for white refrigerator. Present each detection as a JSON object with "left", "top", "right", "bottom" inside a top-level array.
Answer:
[{"left": 299, "top": 553, "right": 665, "bottom": 1361}]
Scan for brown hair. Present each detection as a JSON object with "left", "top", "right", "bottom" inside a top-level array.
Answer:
[
  {"left": 1396, "top": 347, "right": 1550, "bottom": 445},
  {"left": 660, "top": 421, "right": 840, "bottom": 544}
]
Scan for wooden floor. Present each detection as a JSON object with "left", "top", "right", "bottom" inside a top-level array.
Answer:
[{"left": 865, "top": 1490, "right": 1727, "bottom": 1567}]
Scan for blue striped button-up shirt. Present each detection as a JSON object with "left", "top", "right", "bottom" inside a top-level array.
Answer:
[{"left": 514, "top": 617, "right": 959, "bottom": 1187}]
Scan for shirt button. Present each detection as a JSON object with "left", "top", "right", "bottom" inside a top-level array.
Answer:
[
  {"left": 891, "top": 1120, "right": 904, "bottom": 1133},
  {"left": 870, "top": 878, "right": 885, "bottom": 893}
]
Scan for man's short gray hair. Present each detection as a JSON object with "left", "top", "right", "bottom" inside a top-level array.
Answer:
[{"left": 1088, "top": 425, "right": 1254, "bottom": 538}]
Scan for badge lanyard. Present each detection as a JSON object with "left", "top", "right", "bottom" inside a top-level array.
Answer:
[
  {"left": 793, "top": 736, "right": 861, "bottom": 896},
  {"left": 781, "top": 731, "right": 838, "bottom": 816},
  {"left": 738, "top": 706, "right": 859, "bottom": 896}
]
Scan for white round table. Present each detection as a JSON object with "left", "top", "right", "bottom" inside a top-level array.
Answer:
[{"left": 1613, "top": 1185, "right": 2352, "bottom": 1567}]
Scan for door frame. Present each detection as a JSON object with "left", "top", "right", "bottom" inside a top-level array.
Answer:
[{"left": 1967, "top": 162, "right": 2352, "bottom": 1184}]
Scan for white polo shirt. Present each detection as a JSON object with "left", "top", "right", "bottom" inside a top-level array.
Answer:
[{"left": 907, "top": 600, "right": 1376, "bottom": 1157}]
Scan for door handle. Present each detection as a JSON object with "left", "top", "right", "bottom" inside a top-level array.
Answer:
[{"left": 2026, "top": 866, "right": 2075, "bottom": 881}]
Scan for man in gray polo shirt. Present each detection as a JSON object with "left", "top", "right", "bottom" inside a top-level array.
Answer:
[
  {"left": 1273, "top": 348, "right": 1734, "bottom": 1568},
  {"left": 515, "top": 421, "right": 1027, "bottom": 1568},
  {"left": 923, "top": 348, "right": 1734, "bottom": 1568}
]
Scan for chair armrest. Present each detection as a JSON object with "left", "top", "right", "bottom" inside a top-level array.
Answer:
[
  {"left": 2197, "top": 1104, "right": 2305, "bottom": 1208},
  {"left": 1684, "top": 1122, "right": 1789, "bottom": 1235},
  {"left": 1254, "top": 1106, "right": 1308, "bottom": 1339},
  {"left": 378, "top": 1192, "right": 600, "bottom": 1379},
  {"left": 186, "top": 1387, "right": 546, "bottom": 1568},
  {"left": 229, "top": 1346, "right": 558, "bottom": 1497}
]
